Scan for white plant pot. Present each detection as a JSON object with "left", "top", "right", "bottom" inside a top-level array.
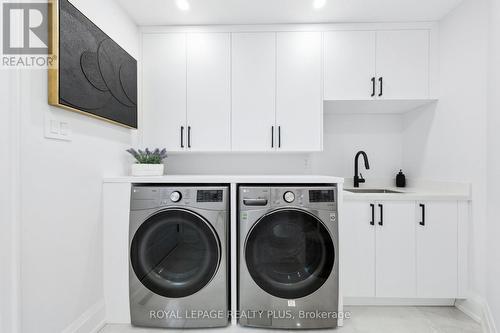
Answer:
[{"left": 131, "top": 163, "right": 165, "bottom": 176}]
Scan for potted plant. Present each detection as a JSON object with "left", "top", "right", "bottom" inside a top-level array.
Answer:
[{"left": 126, "top": 148, "right": 168, "bottom": 176}]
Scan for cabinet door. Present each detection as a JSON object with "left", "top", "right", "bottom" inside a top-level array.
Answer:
[
  {"left": 142, "top": 34, "right": 186, "bottom": 151},
  {"left": 376, "top": 30, "right": 430, "bottom": 99},
  {"left": 324, "top": 31, "right": 376, "bottom": 100},
  {"left": 187, "top": 33, "right": 231, "bottom": 151},
  {"left": 341, "top": 201, "right": 376, "bottom": 297},
  {"left": 416, "top": 201, "right": 458, "bottom": 298},
  {"left": 276, "top": 32, "right": 322, "bottom": 151},
  {"left": 375, "top": 201, "right": 416, "bottom": 297},
  {"left": 232, "top": 33, "right": 276, "bottom": 151}
]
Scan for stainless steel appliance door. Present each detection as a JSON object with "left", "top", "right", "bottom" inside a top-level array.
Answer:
[
  {"left": 244, "top": 208, "right": 335, "bottom": 299},
  {"left": 130, "top": 208, "right": 221, "bottom": 298}
]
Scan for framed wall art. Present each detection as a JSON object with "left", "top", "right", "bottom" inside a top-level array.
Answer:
[{"left": 48, "top": 0, "right": 137, "bottom": 128}]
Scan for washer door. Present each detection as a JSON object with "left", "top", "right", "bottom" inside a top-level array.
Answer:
[
  {"left": 245, "top": 208, "right": 335, "bottom": 299},
  {"left": 131, "top": 208, "right": 220, "bottom": 298}
]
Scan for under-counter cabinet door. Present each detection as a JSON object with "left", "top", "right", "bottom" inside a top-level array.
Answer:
[
  {"left": 324, "top": 31, "right": 376, "bottom": 100},
  {"left": 232, "top": 33, "right": 276, "bottom": 151},
  {"left": 376, "top": 30, "right": 430, "bottom": 99},
  {"left": 416, "top": 201, "right": 458, "bottom": 298},
  {"left": 341, "top": 201, "right": 376, "bottom": 297},
  {"left": 375, "top": 201, "right": 416, "bottom": 297},
  {"left": 142, "top": 34, "right": 187, "bottom": 151},
  {"left": 276, "top": 32, "right": 322, "bottom": 151},
  {"left": 187, "top": 33, "right": 231, "bottom": 151}
]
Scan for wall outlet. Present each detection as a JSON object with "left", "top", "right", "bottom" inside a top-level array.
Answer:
[
  {"left": 44, "top": 116, "right": 72, "bottom": 141},
  {"left": 304, "top": 157, "right": 311, "bottom": 170}
]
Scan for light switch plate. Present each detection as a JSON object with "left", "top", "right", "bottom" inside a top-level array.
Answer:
[{"left": 44, "top": 115, "right": 72, "bottom": 141}]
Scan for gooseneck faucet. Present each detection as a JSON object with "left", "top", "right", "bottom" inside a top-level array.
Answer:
[{"left": 354, "top": 151, "right": 370, "bottom": 188}]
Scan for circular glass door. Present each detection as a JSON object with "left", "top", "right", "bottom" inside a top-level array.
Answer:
[
  {"left": 131, "top": 209, "right": 220, "bottom": 298},
  {"left": 245, "top": 209, "right": 335, "bottom": 299}
]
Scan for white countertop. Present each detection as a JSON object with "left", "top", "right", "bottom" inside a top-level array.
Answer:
[
  {"left": 343, "top": 179, "right": 471, "bottom": 201},
  {"left": 103, "top": 174, "right": 345, "bottom": 184},
  {"left": 103, "top": 175, "right": 471, "bottom": 201}
]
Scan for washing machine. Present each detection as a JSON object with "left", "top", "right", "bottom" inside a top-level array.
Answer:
[
  {"left": 238, "top": 185, "right": 339, "bottom": 329},
  {"left": 129, "top": 185, "right": 229, "bottom": 328}
]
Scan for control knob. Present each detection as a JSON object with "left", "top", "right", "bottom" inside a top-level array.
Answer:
[
  {"left": 170, "top": 191, "right": 182, "bottom": 202},
  {"left": 283, "top": 191, "right": 295, "bottom": 203}
]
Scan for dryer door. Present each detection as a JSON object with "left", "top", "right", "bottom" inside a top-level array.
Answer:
[
  {"left": 245, "top": 208, "right": 335, "bottom": 299},
  {"left": 131, "top": 208, "right": 221, "bottom": 298}
]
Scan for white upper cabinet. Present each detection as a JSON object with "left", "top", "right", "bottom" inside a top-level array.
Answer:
[
  {"left": 324, "top": 29, "right": 431, "bottom": 101},
  {"left": 276, "top": 32, "right": 322, "bottom": 151},
  {"left": 324, "top": 31, "right": 377, "bottom": 100},
  {"left": 141, "top": 25, "right": 435, "bottom": 151},
  {"left": 416, "top": 201, "right": 458, "bottom": 298},
  {"left": 142, "top": 34, "right": 187, "bottom": 151},
  {"left": 376, "top": 30, "right": 430, "bottom": 99},
  {"left": 232, "top": 33, "right": 276, "bottom": 151},
  {"left": 187, "top": 33, "right": 231, "bottom": 151}
]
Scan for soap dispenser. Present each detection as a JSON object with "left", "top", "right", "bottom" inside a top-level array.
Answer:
[{"left": 396, "top": 170, "right": 406, "bottom": 188}]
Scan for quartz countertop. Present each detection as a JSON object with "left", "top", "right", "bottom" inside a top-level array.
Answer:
[
  {"left": 343, "top": 179, "right": 471, "bottom": 201},
  {"left": 103, "top": 174, "right": 345, "bottom": 184}
]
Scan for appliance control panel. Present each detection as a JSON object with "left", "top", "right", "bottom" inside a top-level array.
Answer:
[
  {"left": 130, "top": 185, "right": 228, "bottom": 211},
  {"left": 239, "top": 186, "right": 337, "bottom": 211},
  {"left": 196, "top": 190, "right": 223, "bottom": 202},
  {"left": 309, "top": 189, "right": 335, "bottom": 203}
]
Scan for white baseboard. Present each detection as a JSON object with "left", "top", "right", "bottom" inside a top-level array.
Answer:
[
  {"left": 481, "top": 302, "right": 498, "bottom": 333},
  {"left": 62, "top": 300, "right": 106, "bottom": 333},
  {"left": 455, "top": 295, "right": 498, "bottom": 333},
  {"left": 344, "top": 297, "right": 455, "bottom": 306}
]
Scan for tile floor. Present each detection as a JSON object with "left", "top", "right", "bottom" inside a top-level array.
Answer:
[{"left": 100, "top": 306, "right": 482, "bottom": 333}]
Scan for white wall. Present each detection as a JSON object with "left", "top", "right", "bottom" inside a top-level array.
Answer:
[
  {"left": 0, "top": 70, "right": 20, "bottom": 333},
  {"left": 403, "top": 0, "right": 489, "bottom": 310},
  {"left": 15, "top": 0, "right": 139, "bottom": 332},
  {"left": 311, "top": 113, "right": 403, "bottom": 179},
  {"left": 487, "top": 0, "right": 500, "bottom": 328},
  {"left": 0, "top": 71, "right": 11, "bottom": 332}
]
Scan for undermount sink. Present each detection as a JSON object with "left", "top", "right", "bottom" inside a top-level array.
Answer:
[{"left": 344, "top": 188, "right": 404, "bottom": 194}]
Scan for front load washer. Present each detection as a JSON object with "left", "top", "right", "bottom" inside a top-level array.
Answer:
[
  {"left": 129, "top": 185, "right": 229, "bottom": 328},
  {"left": 238, "top": 185, "right": 339, "bottom": 329}
]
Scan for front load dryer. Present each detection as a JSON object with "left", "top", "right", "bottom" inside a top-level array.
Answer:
[
  {"left": 129, "top": 185, "right": 229, "bottom": 328},
  {"left": 238, "top": 185, "right": 339, "bottom": 329}
]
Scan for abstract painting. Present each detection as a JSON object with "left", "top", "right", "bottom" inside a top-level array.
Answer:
[{"left": 48, "top": 0, "right": 137, "bottom": 128}]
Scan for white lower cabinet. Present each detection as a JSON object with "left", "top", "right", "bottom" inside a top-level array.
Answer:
[
  {"left": 341, "top": 201, "right": 376, "bottom": 297},
  {"left": 342, "top": 199, "right": 466, "bottom": 299},
  {"left": 375, "top": 201, "right": 416, "bottom": 297},
  {"left": 416, "top": 201, "right": 458, "bottom": 298}
]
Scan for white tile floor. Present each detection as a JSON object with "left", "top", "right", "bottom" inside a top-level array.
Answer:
[{"left": 100, "top": 306, "right": 482, "bottom": 333}]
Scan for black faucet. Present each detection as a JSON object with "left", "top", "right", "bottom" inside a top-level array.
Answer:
[{"left": 354, "top": 151, "right": 370, "bottom": 188}]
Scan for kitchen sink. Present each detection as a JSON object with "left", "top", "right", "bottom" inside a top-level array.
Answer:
[{"left": 344, "top": 188, "right": 404, "bottom": 194}]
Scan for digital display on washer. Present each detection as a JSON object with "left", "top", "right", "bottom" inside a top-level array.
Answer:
[
  {"left": 197, "top": 190, "right": 223, "bottom": 202},
  {"left": 309, "top": 190, "right": 335, "bottom": 203}
]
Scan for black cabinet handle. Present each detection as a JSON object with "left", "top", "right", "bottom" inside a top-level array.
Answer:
[
  {"left": 370, "top": 203, "right": 375, "bottom": 225},
  {"left": 378, "top": 204, "right": 383, "bottom": 226},
  {"left": 371, "top": 77, "right": 376, "bottom": 97},
  {"left": 271, "top": 126, "right": 274, "bottom": 148},
  {"left": 378, "top": 77, "right": 383, "bottom": 97},
  {"left": 419, "top": 204, "right": 425, "bottom": 226},
  {"left": 180, "top": 126, "right": 184, "bottom": 148},
  {"left": 278, "top": 126, "right": 281, "bottom": 148},
  {"left": 187, "top": 126, "right": 191, "bottom": 148}
]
